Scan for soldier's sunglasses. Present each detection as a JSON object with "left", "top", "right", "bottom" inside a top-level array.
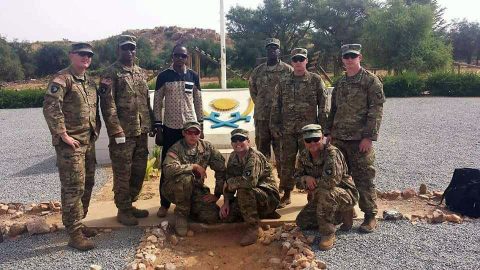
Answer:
[
  {"left": 184, "top": 129, "right": 201, "bottom": 136},
  {"left": 173, "top": 53, "right": 188, "bottom": 59},
  {"left": 231, "top": 136, "right": 247, "bottom": 143},
  {"left": 121, "top": 44, "right": 136, "bottom": 51},
  {"left": 304, "top": 137, "right": 321, "bottom": 143},
  {"left": 292, "top": 56, "right": 306, "bottom": 63},
  {"left": 76, "top": 52, "right": 93, "bottom": 58},
  {"left": 343, "top": 53, "right": 359, "bottom": 60}
]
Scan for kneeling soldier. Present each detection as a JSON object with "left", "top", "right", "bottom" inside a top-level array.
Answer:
[
  {"left": 295, "top": 124, "right": 359, "bottom": 250},
  {"left": 220, "top": 128, "right": 281, "bottom": 246},
  {"left": 162, "top": 121, "right": 226, "bottom": 236}
]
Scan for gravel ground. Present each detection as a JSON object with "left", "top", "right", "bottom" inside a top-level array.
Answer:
[
  {"left": 0, "top": 227, "right": 143, "bottom": 270},
  {"left": 375, "top": 97, "right": 480, "bottom": 191},
  {"left": 307, "top": 219, "right": 480, "bottom": 270},
  {"left": 0, "top": 108, "right": 108, "bottom": 203}
]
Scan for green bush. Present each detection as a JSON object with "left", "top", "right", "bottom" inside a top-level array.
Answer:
[
  {"left": 382, "top": 72, "right": 425, "bottom": 97},
  {"left": 425, "top": 72, "right": 480, "bottom": 96},
  {"left": 203, "top": 78, "right": 249, "bottom": 89},
  {"left": 0, "top": 89, "right": 44, "bottom": 108}
]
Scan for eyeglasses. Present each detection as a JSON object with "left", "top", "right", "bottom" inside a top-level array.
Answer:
[
  {"left": 292, "top": 56, "right": 306, "bottom": 63},
  {"left": 173, "top": 53, "right": 188, "bottom": 59},
  {"left": 342, "top": 53, "right": 359, "bottom": 60},
  {"left": 184, "top": 129, "right": 200, "bottom": 136},
  {"left": 231, "top": 136, "right": 247, "bottom": 143},
  {"left": 76, "top": 52, "right": 93, "bottom": 58},
  {"left": 304, "top": 137, "right": 321, "bottom": 143}
]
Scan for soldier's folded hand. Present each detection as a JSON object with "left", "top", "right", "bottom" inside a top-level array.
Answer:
[
  {"left": 192, "top": 164, "right": 206, "bottom": 179},
  {"left": 202, "top": 194, "right": 218, "bottom": 203},
  {"left": 60, "top": 132, "right": 80, "bottom": 149},
  {"left": 305, "top": 176, "right": 317, "bottom": 190},
  {"left": 219, "top": 201, "right": 230, "bottom": 219},
  {"left": 272, "top": 130, "right": 282, "bottom": 138}
]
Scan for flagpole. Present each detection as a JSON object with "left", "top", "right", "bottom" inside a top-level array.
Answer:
[{"left": 220, "top": 0, "right": 227, "bottom": 90}]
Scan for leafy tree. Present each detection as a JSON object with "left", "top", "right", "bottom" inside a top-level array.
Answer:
[
  {"left": 0, "top": 37, "right": 24, "bottom": 81},
  {"left": 34, "top": 43, "right": 69, "bottom": 76},
  {"left": 10, "top": 41, "right": 36, "bottom": 78},
  {"left": 227, "top": 0, "right": 316, "bottom": 71},
  {"left": 362, "top": 0, "right": 451, "bottom": 73},
  {"left": 449, "top": 19, "right": 480, "bottom": 65},
  {"left": 310, "top": 0, "right": 377, "bottom": 75}
]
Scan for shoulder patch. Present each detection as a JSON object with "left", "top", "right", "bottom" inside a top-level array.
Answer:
[
  {"left": 49, "top": 84, "right": 60, "bottom": 94},
  {"left": 167, "top": 152, "right": 178, "bottom": 159}
]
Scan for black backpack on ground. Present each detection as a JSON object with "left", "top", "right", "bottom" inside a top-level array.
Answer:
[{"left": 439, "top": 168, "right": 480, "bottom": 218}]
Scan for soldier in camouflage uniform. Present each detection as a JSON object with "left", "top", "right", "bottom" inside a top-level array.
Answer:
[
  {"left": 43, "top": 43, "right": 100, "bottom": 251},
  {"left": 295, "top": 124, "right": 358, "bottom": 250},
  {"left": 270, "top": 48, "right": 329, "bottom": 208},
  {"left": 249, "top": 38, "right": 293, "bottom": 174},
  {"left": 324, "top": 44, "right": 386, "bottom": 233},
  {"left": 162, "top": 121, "right": 226, "bottom": 236},
  {"left": 220, "top": 128, "right": 281, "bottom": 246},
  {"left": 99, "top": 35, "right": 152, "bottom": 226}
]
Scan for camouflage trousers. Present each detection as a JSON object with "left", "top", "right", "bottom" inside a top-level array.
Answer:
[
  {"left": 55, "top": 138, "right": 96, "bottom": 234},
  {"left": 279, "top": 132, "right": 304, "bottom": 191},
  {"left": 296, "top": 187, "right": 356, "bottom": 235},
  {"left": 255, "top": 120, "right": 281, "bottom": 175},
  {"left": 333, "top": 139, "right": 377, "bottom": 215},
  {"left": 110, "top": 133, "right": 148, "bottom": 210},
  {"left": 223, "top": 187, "right": 280, "bottom": 226},
  {"left": 162, "top": 173, "right": 219, "bottom": 224}
]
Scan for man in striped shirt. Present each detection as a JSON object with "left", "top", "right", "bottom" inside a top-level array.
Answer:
[{"left": 153, "top": 44, "right": 204, "bottom": 218}]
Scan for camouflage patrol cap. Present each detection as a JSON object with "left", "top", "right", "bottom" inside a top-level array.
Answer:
[
  {"left": 118, "top": 35, "right": 137, "bottom": 47},
  {"left": 183, "top": 121, "right": 202, "bottom": 131},
  {"left": 231, "top": 128, "right": 249, "bottom": 138},
  {"left": 70, "top": 42, "right": 94, "bottom": 55},
  {"left": 291, "top": 48, "right": 307, "bottom": 59},
  {"left": 301, "top": 124, "right": 323, "bottom": 139},
  {"left": 265, "top": 38, "right": 280, "bottom": 48},
  {"left": 341, "top": 44, "right": 362, "bottom": 56}
]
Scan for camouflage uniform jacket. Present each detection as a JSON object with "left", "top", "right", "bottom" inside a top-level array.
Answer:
[
  {"left": 249, "top": 60, "right": 293, "bottom": 120},
  {"left": 324, "top": 68, "right": 385, "bottom": 141},
  {"left": 270, "top": 71, "right": 328, "bottom": 135},
  {"left": 225, "top": 148, "right": 279, "bottom": 200},
  {"left": 43, "top": 66, "right": 101, "bottom": 145},
  {"left": 295, "top": 145, "right": 358, "bottom": 198},
  {"left": 99, "top": 61, "right": 152, "bottom": 137},
  {"left": 163, "top": 139, "right": 226, "bottom": 197}
]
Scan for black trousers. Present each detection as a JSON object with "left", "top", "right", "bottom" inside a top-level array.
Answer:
[{"left": 159, "top": 125, "right": 184, "bottom": 208}]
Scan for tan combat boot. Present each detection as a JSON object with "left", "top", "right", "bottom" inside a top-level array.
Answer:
[
  {"left": 132, "top": 206, "right": 149, "bottom": 218},
  {"left": 318, "top": 234, "right": 335, "bottom": 251},
  {"left": 117, "top": 209, "right": 139, "bottom": 226},
  {"left": 81, "top": 226, "right": 98, "bottom": 238},
  {"left": 68, "top": 229, "right": 94, "bottom": 251},
  {"left": 175, "top": 214, "right": 188, "bottom": 236},
  {"left": 359, "top": 214, "right": 377, "bottom": 233},
  {"left": 240, "top": 226, "right": 264, "bottom": 246},
  {"left": 278, "top": 190, "right": 292, "bottom": 208},
  {"left": 157, "top": 206, "right": 168, "bottom": 218},
  {"left": 339, "top": 208, "right": 354, "bottom": 231}
]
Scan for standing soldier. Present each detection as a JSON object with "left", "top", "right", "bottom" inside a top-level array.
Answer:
[
  {"left": 162, "top": 121, "right": 225, "bottom": 236},
  {"left": 220, "top": 128, "right": 281, "bottom": 246},
  {"left": 154, "top": 44, "right": 204, "bottom": 218},
  {"left": 249, "top": 38, "right": 293, "bottom": 176},
  {"left": 43, "top": 43, "right": 100, "bottom": 251},
  {"left": 294, "top": 124, "right": 358, "bottom": 250},
  {"left": 99, "top": 35, "right": 152, "bottom": 226},
  {"left": 270, "top": 48, "right": 329, "bottom": 208},
  {"left": 324, "top": 44, "right": 386, "bottom": 233}
]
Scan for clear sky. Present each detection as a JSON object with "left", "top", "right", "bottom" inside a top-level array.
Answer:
[{"left": 0, "top": 0, "right": 478, "bottom": 42}]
